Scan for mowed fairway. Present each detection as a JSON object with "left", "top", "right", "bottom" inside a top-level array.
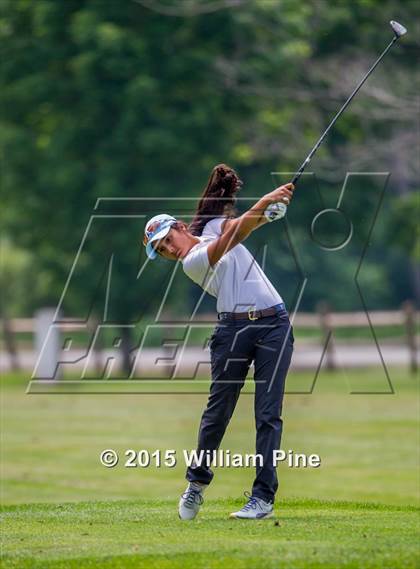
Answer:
[
  {"left": 2, "top": 499, "right": 419, "bottom": 569},
  {"left": 1, "top": 369, "right": 419, "bottom": 568}
]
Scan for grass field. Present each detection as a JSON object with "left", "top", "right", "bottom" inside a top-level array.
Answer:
[
  {"left": 2, "top": 498, "right": 419, "bottom": 568},
  {"left": 1, "top": 368, "right": 419, "bottom": 567}
]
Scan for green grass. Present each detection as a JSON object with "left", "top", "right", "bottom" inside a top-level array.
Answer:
[
  {"left": 1, "top": 369, "right": 419, "bottom": 567},
  {"left": 1, "top": 498, "right": 419, "bottom": 568}
]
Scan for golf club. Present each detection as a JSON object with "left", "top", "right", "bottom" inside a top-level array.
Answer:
[
  {"left": 291, "top": 20, "right": 407, "bottom": 186},
  {"left": 265, "top": 20, "right": 407, "bottom": 221}
]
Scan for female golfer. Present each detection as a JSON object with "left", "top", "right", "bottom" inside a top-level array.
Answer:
[{"left": 143, "top": 164, "right": 294, "bottom": 520}]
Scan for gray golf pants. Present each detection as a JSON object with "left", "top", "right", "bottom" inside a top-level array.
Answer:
[{"left": 186, "top": 307, "right": 294, "bottom": 503}]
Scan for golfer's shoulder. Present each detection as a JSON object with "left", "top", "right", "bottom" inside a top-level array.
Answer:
[
  {"left": 202, "top": 216, "right": 233, "bottom": 237},
  {"left": 182, "top": 237, "right": 210, "bottom": 266},
  {"left": 181, "top": 237, "right": 214, "bottom": 281}
]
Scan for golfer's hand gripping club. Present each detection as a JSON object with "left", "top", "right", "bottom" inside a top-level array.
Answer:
[{"left": 263, "top": 183, "right": 295, "bottom": 222}]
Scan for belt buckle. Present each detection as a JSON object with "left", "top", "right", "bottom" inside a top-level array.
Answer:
[{"left": 248, "top": 307, "right": 258, "bottom": 321}]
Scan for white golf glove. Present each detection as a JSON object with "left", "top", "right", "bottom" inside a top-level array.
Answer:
[{"left": 264, "top": 201, "right": 287, "bottom": 222}]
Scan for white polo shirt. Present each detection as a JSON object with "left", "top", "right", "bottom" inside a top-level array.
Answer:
[{"left": 181, "top": 217, "right": 283, "bottom": 313}]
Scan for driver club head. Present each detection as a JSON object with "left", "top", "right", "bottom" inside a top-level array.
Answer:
[{"left": 390, "top": 20, "right": 407, "bottom": 38}]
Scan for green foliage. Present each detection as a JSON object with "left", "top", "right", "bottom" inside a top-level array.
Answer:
[
  {"left": 0, "top": 0, "right": 418, "bottom": 321},
  {"left": 0, "top": 239, "right": 33, "bottom": 316},
  {"left": 387, "top": 193, "right": 420, "bottom": 261}
]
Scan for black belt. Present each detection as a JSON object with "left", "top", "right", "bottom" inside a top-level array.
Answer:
[{"left": 218, "top": 303, "right": 286, "bottom": 321}]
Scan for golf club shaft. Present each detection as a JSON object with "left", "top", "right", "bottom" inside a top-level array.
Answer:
[{"left": 290, "top": 36, "right": 398, "bottom": 186}]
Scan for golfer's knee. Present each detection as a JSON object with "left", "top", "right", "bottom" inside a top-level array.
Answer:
[
  {"left": 203, "top": 405, "right": 234, "bottom": 428},
  {"left": 255, "top": 410, "right": 282, "bottom": 431}
]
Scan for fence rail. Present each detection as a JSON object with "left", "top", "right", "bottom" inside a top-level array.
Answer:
[
  {"left": 2, "top": 303, "right": 418, "bottom": 374},
  {"left": 6, "top": 309, "right": 416, "bottom": 332}
]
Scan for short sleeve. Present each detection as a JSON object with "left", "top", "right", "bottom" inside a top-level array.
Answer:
[
  {"left": 182, "top": 243, "right": 211, "bottom": 284},
  {"left": 202, "top": 217, "right": 226, "bottom": 238}
]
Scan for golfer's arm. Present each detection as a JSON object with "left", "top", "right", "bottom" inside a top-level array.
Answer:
[{"left": 207, "top": 196, "right": 272, "bottom": 267}]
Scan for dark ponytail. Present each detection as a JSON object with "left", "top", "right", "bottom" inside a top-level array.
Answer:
[{"left": 188, "top": 164, "right": 242, "bottom": 236}]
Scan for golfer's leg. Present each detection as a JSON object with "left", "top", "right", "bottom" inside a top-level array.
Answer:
[
  {"left": 186, "top": 325, "right": 252, "bottom": 485},
  {"left": 252, "top": 315, "right": 294, "bottom": 503}
]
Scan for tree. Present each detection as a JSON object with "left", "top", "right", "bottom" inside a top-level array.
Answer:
[{"left": 1, "top": 0, "right": 418, "bottom": 372}]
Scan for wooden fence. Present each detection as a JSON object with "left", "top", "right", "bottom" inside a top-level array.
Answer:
[{"left": 1, "top": 302, "right": 418, "bottom": 373}]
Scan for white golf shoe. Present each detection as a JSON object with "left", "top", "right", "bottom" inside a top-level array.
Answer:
[
  {"left": 229, "top": 492, "right": 274, "bottom": 519},
  {"left": 178, "top": 482, "right": 206, "bottom": 520}
]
